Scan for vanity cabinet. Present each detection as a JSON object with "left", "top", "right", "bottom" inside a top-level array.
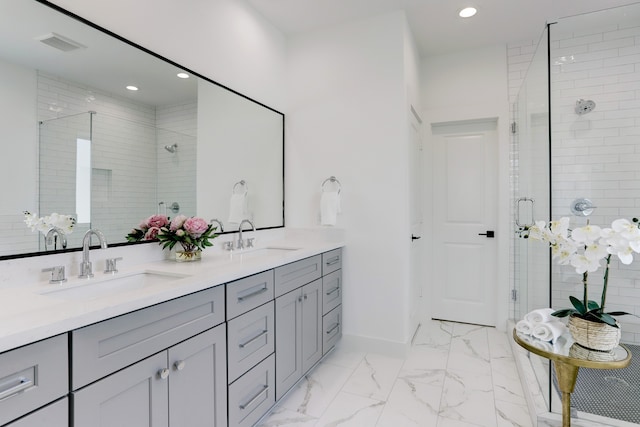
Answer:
[
  {"left": 275, "top": 277, "right": 323, "bottom": 400},
  {"left": 71, "top": 286, "right": 227, "bottom": 427},
  {"left": 0, "top": 334, "right": 68, "bottom": 427}
]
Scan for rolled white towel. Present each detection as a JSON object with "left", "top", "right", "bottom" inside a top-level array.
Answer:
[
  {"left": 515, "top": 320, "right": 533, "bottom": 335},
  {"left": 532, "top": 321, "right": 567, "bottom": 343},
  {"left": 524, "top": 308, "right": 555, "bottom": 324}
]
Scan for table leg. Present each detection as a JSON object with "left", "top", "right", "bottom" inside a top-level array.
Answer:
[{"left": 553, "top": 361, "right": 579, "bottom": 427}]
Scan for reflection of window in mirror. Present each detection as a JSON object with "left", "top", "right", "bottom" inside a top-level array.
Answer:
[{"left": 76, "top": 138, "right": 91, "bottom": 224}]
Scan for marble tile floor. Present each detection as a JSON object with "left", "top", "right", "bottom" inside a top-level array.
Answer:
[{"left": 257, "top": 320, "right": 533, "bottom": 427}]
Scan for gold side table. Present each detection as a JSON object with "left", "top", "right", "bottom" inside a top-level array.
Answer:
[{"left": 513, "top": 329, "right": 631, "bottom": 427}]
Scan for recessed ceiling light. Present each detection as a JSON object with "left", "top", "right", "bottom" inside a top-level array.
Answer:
[
  {"left": 177, "top": 72, "right": 189, "bottom": 79},
  {"left": 459, "top": 7, "right": 477, "bottom": 18},
  {"left": 126, "top": 85, "right": 139, "bottom": 91}
]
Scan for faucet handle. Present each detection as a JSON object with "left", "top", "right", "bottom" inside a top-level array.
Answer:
[
  {"left": 223, "top": 241, "right": 234, "bottom": 251},
  {"left": 104, "top": 257, "right": 123, "bottom": 274},
  {"left": 42, "top": 266, "right": 67, "bottom": 284},
  {"left": 246, "top": 238, "right": 255, "bottom": 248}
]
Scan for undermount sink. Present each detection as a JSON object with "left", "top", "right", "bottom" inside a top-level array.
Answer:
[
  {"left": 40, "top": 270, "right": 190, "bottom": 301},
  {"left": 231, "top": 246, "right": 300, "bottom": 261}
]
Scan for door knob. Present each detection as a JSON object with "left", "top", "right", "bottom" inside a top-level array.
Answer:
[{"left": 478, "top": 231, "right": 495, "bottom": 238}]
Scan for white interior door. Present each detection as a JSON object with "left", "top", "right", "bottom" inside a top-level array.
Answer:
[
  {"left": 409, "top": 106, "right": 424, "bottom": 337},
  {"left": 431, "top": 119, "right": 498, "bottom": 326}
]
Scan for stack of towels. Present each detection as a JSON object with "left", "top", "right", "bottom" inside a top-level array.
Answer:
[{"left": 516, "top": 308, "right": 567, "bottom": 344}]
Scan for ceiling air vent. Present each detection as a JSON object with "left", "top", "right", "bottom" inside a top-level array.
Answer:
[{"left": 36, "top": 32, "right": 86, "bottom": 52}]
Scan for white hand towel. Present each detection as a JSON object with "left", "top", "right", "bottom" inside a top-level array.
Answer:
[
  {"left": 524, "top": 308, "right": 555, "bottom": 324},
  {"left": 516, "top": 320, "right": 533, "bottom": 335},
  {"left": 228, "top": 193, "right": 247, "bottom": 224},
  {"left": 532, "top": 321, "right": 567, "bottom": 343},
  {"left": 321, "top": 191, "right": 340, "bottom": 226}
]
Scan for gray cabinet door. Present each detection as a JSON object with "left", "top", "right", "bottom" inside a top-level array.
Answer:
[
  {"left": 301, "top": 279, "right": 322, "bottom": 373},
  {"left": 274, "top": 288, "right": 302, "bottom": 400},
  {"left": 73, "top": 352, "right": 169, "bottom": 427},
  {"left": 274, "top": 255, "right": 321, "bottom": 297},
  {"left": 4, "top": 398, "right": 68, "bottom": 427},
  {"left": 168, "top": 325, "right": 227, "bottom": 427}
]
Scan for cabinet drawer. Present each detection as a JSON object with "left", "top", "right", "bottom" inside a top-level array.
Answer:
[
  {"left": 4, "top": 397, "right": 68, "bottom": 427},
  {"left": 322, "top": 305, "right": 342, "bottom": 355},
  {"left": 274, "top": 255, "right": 321, "bottom": 297},
  {"left": 72, "top": 285, "right": 225, "bottom": 390},
  {"left": 228, "top": 354, "right": 275, "bottom": 427},
  {"left": 0, "top": 334, "right": 68, "bottom": 426},
  {"left": 322, "top": 269, "right": 342, "bottom": 315},
  {"left": 226, "top": 270, "right": 274, "bottom": 320},
  {"left": 227, "top": 302, "right": 275, "bottom": 383},
  {"left": 322, "top": 248, "right": 342, "bottom": 275}
]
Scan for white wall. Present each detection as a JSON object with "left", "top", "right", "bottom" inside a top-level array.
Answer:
[
  {"left": 0, "top": 60, "right": 38, "bottom": 255},
  {"left": 286, "top": 11, "right": 416, "bottom": 347},
  {"left": 420, "top": 45, "right": 511, "bottom": 330},
  {"left": 48, "top": 0, "right": 287, "bottom": 111}
]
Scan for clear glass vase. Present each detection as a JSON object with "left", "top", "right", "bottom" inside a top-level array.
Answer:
[{"left": 174, "top": 249, "right": 202, "bottom": 262}]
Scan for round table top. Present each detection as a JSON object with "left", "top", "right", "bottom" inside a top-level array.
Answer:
[{"left": 513, "top": 328, "right": 631, "bottom": 369}]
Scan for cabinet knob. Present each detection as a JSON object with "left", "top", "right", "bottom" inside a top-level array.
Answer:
[
  {"left": 158, "top": 368, "right": 170, "bottom": 380},
  {"left": 174, "top": 360, "right": 186, "bottom": 371}
]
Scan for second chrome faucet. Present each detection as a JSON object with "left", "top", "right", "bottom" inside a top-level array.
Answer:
[{"left": 79, "top": 229, "right": 108, "bottom": 279}]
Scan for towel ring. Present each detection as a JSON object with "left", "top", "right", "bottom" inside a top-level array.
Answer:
[
  {"left": 233, "top": 180, "right": 248, "bottom": 195},
  {"left": 321, "top": 176, "right": 341, "bottom": 193}
]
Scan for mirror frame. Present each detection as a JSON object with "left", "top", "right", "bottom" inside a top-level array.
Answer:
[{"left": 0, "top": 0, "right": 285, "bottom": 261}]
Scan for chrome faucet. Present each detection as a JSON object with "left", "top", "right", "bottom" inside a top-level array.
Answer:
[
  {"left": 79, "top": 229, "right": 108, "bottom": 279},
  {"left": 210, "top": 218, "right": 224, "bottom": 233},
  {"left": 45, "top": 227, "right": 67, "bottom": 250},
  {"left": 237, "top": 219, "right": 255, "bottom": 250}
]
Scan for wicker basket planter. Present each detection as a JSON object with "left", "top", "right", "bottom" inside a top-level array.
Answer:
[{"left": 568, "top": 314, "right": 621, "bottom": 351}]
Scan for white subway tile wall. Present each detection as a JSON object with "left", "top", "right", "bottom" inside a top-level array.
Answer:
[{"left": 0, "top": 72, "right": 197, "bottom": 256}]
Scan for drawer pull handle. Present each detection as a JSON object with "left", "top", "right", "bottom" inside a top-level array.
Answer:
[
  {"left": 0, "top": 377, "right": 33, "bottom": 400},
  {"left": 325, "top": 257, "right": 340, "bottom": 266},
  {"left": 239, "top": 384, "right": 269, "bottom": 410},
  {"left": 239, "top": 330, "right": 268, "bottom": 348},
  {"left": 237, "top": 286, "right": 268, "bottom": 301},
  {"left": 326, "top": 323, "right": 340, "bottom": 335},
  {"left": 158, "top": 368, "right": 170, "bottom": 380},
  {"left": 325, "top": 286, "right": 340, "bottom": 296},
  {"left": 174, "top": 360, "right": 186, "bottom": 371}
]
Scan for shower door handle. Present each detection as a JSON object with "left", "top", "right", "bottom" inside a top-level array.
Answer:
[{"left": 478, "top": 231, "right": 495, "bottom": 238}]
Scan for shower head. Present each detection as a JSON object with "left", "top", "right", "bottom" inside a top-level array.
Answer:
[
  {"left": 164, "top": 143, "right": 178, "bottom": 153},
  {"left": 575, "top": 99, "right": 596, "bottom": 115}
]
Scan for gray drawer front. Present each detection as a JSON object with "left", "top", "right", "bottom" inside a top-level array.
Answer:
[
  {"left": 228, "top": 354, "right": 275, "bottom": 427},
  {"left": 322, "top": 248, "right": 342, "bottom": 275},
  {"left": 226, "top": 270, "right": 274, "bottom": 320},
  {"left": 227, "top": 302, "right": 275, "bottom": 383},
  {"left": 274, "top": 255, "right": 321, "bottom": 297},
  {"left": 5, "top": 397, "right": 68, "bottom": 427},
  {"left": 72, "top": 285, "right": 225, "bottom": 390},
  {"left": 322, "top": 305, "right": 342, "bottom": 355},
  {"left": 0, "top": 334, "right": 68, "bottom": 426},
  {"left": 322, "top": 269, "right": 342, "bottom": 315}
]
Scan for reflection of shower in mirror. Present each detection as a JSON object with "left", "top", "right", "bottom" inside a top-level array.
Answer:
[
  {"left": 575, "top": 99, "right": 596, "bottom": 115},
  {"left": 164, "top": 143, "right": 178, "bottom": 153}
]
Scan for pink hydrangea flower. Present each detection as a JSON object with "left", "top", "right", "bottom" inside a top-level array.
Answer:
[
  {"left": 183, "top": 217, "right": 209, "bottom": 238},
  {"left": 147, "top": 214, "right": 169, "bottom": 229},
  {"left": 145, "top": 226, "right": 161, "bottom": 240},
  {"left": 170, "top": 215, "right": 188, "bottom": 231}
]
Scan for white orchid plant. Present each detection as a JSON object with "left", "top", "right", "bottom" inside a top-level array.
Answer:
[
  {"left": 23, "top": 211, "right": 76, "bottom": 235},
  {"left": 524, "top": 217, "right": 640, "bottom": 327}
]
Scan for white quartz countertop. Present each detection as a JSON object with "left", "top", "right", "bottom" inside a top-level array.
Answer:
[{"left": 0, "top": 239, "right": 343, "bottom": 353}]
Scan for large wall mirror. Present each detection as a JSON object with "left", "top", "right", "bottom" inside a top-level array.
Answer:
[{"left": 0, "top": 0, "right": 284, "bottom": 258}]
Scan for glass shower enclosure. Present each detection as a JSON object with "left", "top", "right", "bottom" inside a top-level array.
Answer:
[{"left": 513, "top": 3, "right": 640, "bottom": 425}]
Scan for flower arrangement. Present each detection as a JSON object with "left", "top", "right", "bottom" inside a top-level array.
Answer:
[
  {"left": 24, "top": 211, "right": 76, "bottom": 235},
  {"left": 126, "top": 214, "right": 218, "bottom": 254},
  {"left": 524, "top": 217, "right": 639, "bottom": 327}
]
